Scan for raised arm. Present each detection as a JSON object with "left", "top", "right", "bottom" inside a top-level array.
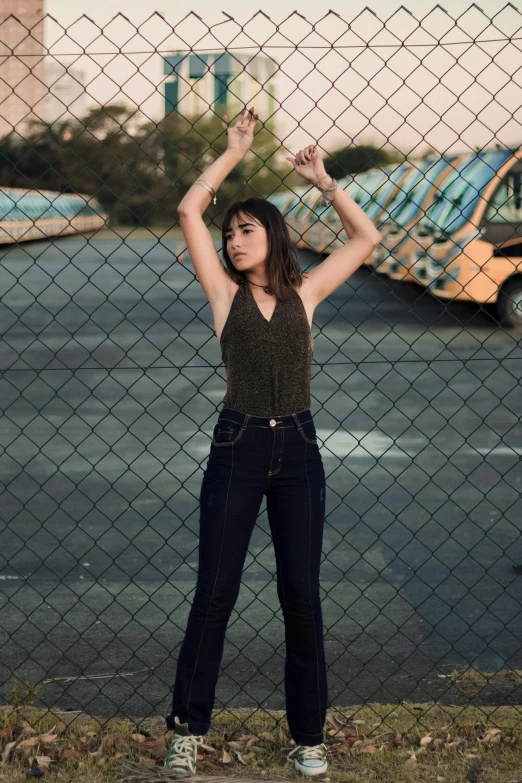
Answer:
[
  {"left": 286, "top": 145, "right": 382, "bottom": 307},
  {"left": 177, "top": 107, "right": 258, "bottom": 306}
]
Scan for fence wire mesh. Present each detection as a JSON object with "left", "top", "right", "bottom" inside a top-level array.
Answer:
[{"left": 1, "top": 4, "right": 522, "bottom": 735}]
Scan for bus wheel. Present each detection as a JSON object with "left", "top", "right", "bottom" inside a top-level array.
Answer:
[{"left": 497, "top": 278, "right": 522, "bottom": 330}]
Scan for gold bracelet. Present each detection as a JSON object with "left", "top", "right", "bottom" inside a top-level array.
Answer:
[{"left": 194, "top": 179, "right": 217, "bottom": 205}]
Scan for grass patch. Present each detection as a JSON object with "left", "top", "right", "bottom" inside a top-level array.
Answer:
[{"left": 1, "top": 703, "right": 522, "bottom": 782}]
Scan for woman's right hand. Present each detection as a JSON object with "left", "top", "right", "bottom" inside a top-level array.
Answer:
[{"left": 222, "top": 107, "right": 258, "bottom": 157}]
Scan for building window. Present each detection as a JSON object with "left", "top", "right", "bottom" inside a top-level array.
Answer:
[
  {"left": 165, "top": 80, "right": 179, "bottom": 113},
  {"left": 214, "top": 73, "right": 232, "bottom": 109}
]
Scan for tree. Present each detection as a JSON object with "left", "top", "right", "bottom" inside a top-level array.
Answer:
[{"left": 0, "top": 105, "right": 291, "bottom": 227}]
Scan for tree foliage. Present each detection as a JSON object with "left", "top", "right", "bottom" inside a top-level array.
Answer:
[{"left": 0, "top": 106, "right": 402, "bottom": 226}]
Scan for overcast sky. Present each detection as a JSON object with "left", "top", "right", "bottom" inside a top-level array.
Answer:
[{"left": 41, "top": 0, "right": 522, "bottom": 156}]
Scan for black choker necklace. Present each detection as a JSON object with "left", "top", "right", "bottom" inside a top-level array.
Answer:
[{"left": 245, "top": 278, "right": 273, "bottom": 295}]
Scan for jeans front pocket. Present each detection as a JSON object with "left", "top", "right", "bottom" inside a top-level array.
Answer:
[
  {"left": 212, "top": 420, "right": 245, "bottom": 447},
  {"left": 297, "top": 418, "right": 318, "bottom": 445}
]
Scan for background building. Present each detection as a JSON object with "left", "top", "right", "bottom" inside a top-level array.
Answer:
[
  {"left": 45, "top": 59, "right": 89, "bottom": 126},
  {"left": 0, "top": 0, "right": 47, "bottom": 139},
  {"left": 163, "top": 51, "right": 278, "bottom": 128}
]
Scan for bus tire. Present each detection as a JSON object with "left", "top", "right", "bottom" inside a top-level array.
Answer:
[{"left": 497, "top": 278, "right": 522, "bottom": 330}]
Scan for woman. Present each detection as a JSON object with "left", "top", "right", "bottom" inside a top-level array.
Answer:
[{"left": 164, "top": 106, "right": 381, "bottom": 777}]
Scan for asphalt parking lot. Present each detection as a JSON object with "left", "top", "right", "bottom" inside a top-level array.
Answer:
[{"left": 1, "top": 233, "right": 521, "bottom": 723}]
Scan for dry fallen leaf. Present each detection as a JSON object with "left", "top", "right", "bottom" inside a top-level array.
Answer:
[
  {"left": 360, "top": 745, "right": 379, "bottom": 753},
  {"left": 0, "top": 725, "right": 18, "bottom": 738},
  {"left": 259, "top": 732, "right": 276, "bottom": 742},
  {"left": 100, "top": 733, "right": 129, "bottom": 746},
  {"left": 482, "top": 730, "right": 502, "bottom": 743},
  {"left": 33, "top": 755, "right": 54, "bottom": 770},
  {"left": 199, "top": 742, "right": 217, "bottom": 753},
  {"left": 39, "top": 733, "right": 59, "bottom": 744},
  {"left": 338, "top": 737, "right": 361, "bottom": 749},
  {"left": 61, "top": 748, "right": 88, "bottom": 760},
  {"left": 141, "top": 737, "right": 166, "bottom": 751},
  {"left": 148, "top": 746, "right": 168, "bottom": 761},
  {"left": 18, "top": 737, "right": 40, "bottom": 748},
  {"left": 2, "top": 740, "right": 17, "bottom": 764},
  {"left": 420, "top": 735, "right": 433, "bottom": 746},
  {"left": 325, "top": 713, "right": 346, "bottom": 731},
  {"left": 222, "top": 749, "right": 232, "bottom": 764},
  {"left": 352, "top": 720, "right": 366, "bottom": 725},
  {"left": 130, "top": 733, "right": 147, "bottom": 743}
]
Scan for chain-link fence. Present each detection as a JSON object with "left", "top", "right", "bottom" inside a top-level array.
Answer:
[{"left": 1, "top": 4, "right": 522, "bottom": 733}]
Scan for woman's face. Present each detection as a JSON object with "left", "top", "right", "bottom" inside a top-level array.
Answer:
[{"left": 225, "top": 212, "right": 269, "bottom": 274}]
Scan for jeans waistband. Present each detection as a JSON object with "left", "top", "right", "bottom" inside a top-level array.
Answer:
[{"left": 217, "top": 407, "right": 313, "bottom": 428}]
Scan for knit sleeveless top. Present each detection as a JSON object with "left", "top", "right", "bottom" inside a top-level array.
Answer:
[{"left": 220, "top": 279, "right": 314, "bottom": 417}]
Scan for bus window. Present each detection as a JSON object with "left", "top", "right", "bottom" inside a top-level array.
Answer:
[{"left": 486, "top": 171, "right": 522, "bottom": 223}]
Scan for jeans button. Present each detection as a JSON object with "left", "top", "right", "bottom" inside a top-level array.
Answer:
[{"left": 269, "top": 418, "right": 276, "bottom": 427}]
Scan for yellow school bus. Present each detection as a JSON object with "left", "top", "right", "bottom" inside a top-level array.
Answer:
[{"left": 269, "top": 146, "right": 522, "bottom": 328}]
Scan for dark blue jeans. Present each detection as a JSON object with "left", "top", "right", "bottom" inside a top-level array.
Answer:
[{"left": 165, "top": 407, "right": 328, "bottom": 746}]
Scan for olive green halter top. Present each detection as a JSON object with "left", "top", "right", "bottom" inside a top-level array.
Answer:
[{"left": 219, "top": 279, "right": 314, "bottom": 417}]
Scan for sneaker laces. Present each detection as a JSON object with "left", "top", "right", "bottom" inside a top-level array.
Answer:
[
  {"left": 289, "top": 743, "right": 326, "bottom": 759},
  {"left": 166, "top": 733, "right": 204, "bottom": 772}
]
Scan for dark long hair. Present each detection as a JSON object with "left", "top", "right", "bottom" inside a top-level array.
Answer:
[{"left": 221, "top": 197, "right": 307, "bottom": 302}]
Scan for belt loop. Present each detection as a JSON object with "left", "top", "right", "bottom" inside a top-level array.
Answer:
[
  {"left": 291, "top": 413, "right": 300, "bottom": 430},
  {"left": 242, "top": 412, "right": 250, "bottom": 431}
]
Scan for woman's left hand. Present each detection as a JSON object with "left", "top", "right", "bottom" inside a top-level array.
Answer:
[{"left": 286, "top": 145, "right": 328, "bottom": 185}]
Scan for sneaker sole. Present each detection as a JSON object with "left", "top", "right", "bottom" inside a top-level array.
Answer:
[
  {"left": 293, "top": 761, "right": 328, "bottom": 776},
  {"left": 164, "top": 765, "right": 195, "bottom": 775}
]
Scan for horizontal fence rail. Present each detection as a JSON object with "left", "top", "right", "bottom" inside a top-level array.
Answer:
[{"left": 1, "top": 4, "right": 522, "bottom": 735}]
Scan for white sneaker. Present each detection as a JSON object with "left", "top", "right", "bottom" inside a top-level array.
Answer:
[
  {"left": 164, "top": 717, "right": 204, "bottom": 774},
  {"left": 287, "top": 743, "right": 328, "bottom": 776}
]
